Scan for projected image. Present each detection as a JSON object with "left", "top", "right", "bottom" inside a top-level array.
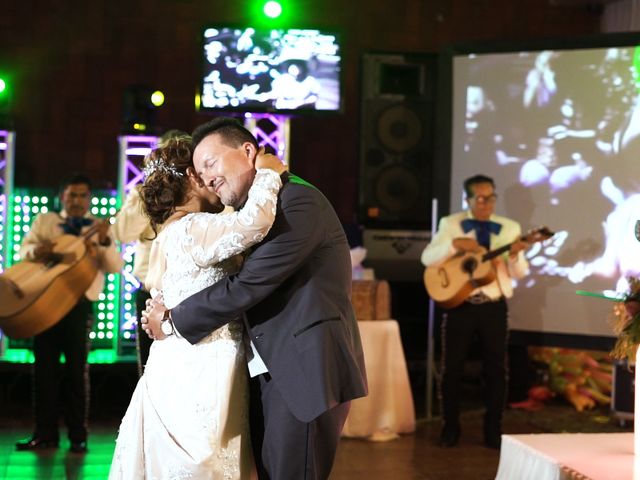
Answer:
[
  {"left": 200, "top": 27, "right": 341, "bottom": 112},
  {"left": 452, "top": 44, "right": 640, "bottom": 337}
]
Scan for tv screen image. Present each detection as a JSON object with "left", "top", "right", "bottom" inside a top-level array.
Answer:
[
  {"left": 449, "top": 38, "right": 640, "bottom": 341},
  {"left": 199, "top": 27, "right": 342, "bottom": 113}
]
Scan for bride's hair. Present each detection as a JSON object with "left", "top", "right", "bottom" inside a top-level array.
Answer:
[{"left": 139, "top": 135, "right": 193, "bottom": 234}]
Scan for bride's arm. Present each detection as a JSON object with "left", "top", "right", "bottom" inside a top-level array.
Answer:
[{"left": 184, "top": 168, "right": 282, "bottom": 267}]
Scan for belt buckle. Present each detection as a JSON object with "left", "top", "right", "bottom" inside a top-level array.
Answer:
[{"left": 466, "top": 293, "right": 491, "bottom": 304}]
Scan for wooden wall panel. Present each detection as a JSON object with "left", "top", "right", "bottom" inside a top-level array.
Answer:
[{"left": 0, "top": 0, "right": 601, "bottom": 222}]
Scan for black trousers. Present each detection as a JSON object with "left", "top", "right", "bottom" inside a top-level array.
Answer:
[
  {"left": 440, "top": 298, "right": 508, "bottom": 436},
  {"left": 32, "top": 299, "right": 93, "bottom": 443},
  {"left": 250, "top": 374, "right": 350, "bottom": 480},
  {"left": 135, "top": 288, "right": 153, "bottom": 376}
]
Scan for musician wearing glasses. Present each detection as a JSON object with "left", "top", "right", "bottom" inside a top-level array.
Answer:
[
  {"left": 421, "top": 174, "right": 530, "bottom": 450},
  {"left": 15, "top": 173, "right": 123, "bottom": 454}
]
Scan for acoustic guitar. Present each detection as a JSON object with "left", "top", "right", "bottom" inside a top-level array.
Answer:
[
  {"left": 424, "top": 226, "right": 554, "bottom": 309},
  {"left": 0, "top": 224, "right": 101, "bottom": 338}
]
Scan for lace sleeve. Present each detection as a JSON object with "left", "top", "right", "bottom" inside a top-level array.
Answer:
[{"left": 182, "top": 168, "right": 282, "bottom": 267}]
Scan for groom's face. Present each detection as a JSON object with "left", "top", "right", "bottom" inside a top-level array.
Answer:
[{"left": 193, "top": 133, "right": 256, "bottom": 210}]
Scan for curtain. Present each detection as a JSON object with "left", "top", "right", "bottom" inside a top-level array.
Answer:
[{"left": 601, "top": 0, "right": 640, "bottom": 32}]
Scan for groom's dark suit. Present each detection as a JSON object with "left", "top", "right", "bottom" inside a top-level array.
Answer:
[{"left": 171, "top": 172, "right": 368, "bottom": 479}]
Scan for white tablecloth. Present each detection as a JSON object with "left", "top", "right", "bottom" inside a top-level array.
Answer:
[
  {"left": 496, "top": 432, "right": 635, "bottom": 480},
  {"left": 341, "top": 320, "right": 416, "bottom": 440}
]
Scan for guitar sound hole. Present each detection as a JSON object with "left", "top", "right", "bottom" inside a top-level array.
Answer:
[
  {"left": 44, "top": 253, "right": 64, "bottom": 268},
  {"left": 462, "top": 257, "right": 477, "bottom": 275}
]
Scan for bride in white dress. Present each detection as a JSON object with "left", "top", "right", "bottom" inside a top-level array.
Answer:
[{"left": 109, "top": 136, "right": 284, "bottom": 479}]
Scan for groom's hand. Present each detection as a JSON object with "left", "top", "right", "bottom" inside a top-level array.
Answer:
[{"left": 141, "top": 295, "right": 168, "bottom": 340}]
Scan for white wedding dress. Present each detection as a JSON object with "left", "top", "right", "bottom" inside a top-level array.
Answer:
[{"left": 109, "top": 169, "right": 281, "bottom": 480}]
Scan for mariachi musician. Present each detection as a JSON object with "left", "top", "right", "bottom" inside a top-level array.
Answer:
[
  {"left": 15, "top": 173, "right": 123, "bottom": 454},
  {"left": 421, "top": 174, "right": 530, "bottom": 450}
]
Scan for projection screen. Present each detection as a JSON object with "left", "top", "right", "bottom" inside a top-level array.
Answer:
[{"left": 449, "top": 38, "right": 640, "bottom": 344}]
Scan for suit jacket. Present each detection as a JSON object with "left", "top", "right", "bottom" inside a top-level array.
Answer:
[
  {"left": 420, "top": 211, "right": 529, "bottom": 299},
  {"left": 171, "top": 172, "right": 368, "bottom": 422}
]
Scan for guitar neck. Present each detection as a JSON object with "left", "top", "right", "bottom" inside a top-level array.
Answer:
[
  {"left": 83, "top": 223, "right": 101, "bottom": 239},
  {"left": 480, "top": 226, "right": 552, "bottom": 262},
  {"left": 482, "top": 243, "right": 513, "bottom": 262},
  {"left": 481, "top": 231, "right": 534, "bottom": 261}
]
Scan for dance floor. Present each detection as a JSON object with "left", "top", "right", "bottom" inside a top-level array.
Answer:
[
  {"left": 0, "top": 365, "right": 631, "bottom": 479},
  {"left": 0, "top": 404, "right": 630, "bottom": 480},
  {"left": 0, "top": 416, "right": 502, "bottom": 480}
]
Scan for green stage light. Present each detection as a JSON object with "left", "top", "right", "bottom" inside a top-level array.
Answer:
[
  {"left": 264, "top": 0, "right": 282, "bottom": 18},
  {"left": 3, "top": 189, "right": 132, "bottom": 361},
  {"left": 0, "top": 78, "right": 6, "bottom": 94},
  {"left": 151, "top": 90, "right": 165, "bottom": 107}
]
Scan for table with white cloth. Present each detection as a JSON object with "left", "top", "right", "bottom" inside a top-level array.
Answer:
[
  {"left": 341, "top": 319, "right": 416, "bottom": 441},
  {"left": 495, "top": 432, "right": 635, "bottom": 480}
]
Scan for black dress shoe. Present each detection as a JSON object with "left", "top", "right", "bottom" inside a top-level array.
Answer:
[
  {"left": 438, "top": 424, "right": 461, "bottom": 448},
  {"left": 15, "top": 437, "right": 59, "bottom": 451},
  {"left": 69, "top": 441, "right": 88, "bottom": 454}
]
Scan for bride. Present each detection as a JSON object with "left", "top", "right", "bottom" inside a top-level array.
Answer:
[{"left": 109, "top": 135, "right": 284, "bottom": 479}]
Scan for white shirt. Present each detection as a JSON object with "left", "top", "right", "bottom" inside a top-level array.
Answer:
[{"left": 111, "top": 187, "right": 155, "bottom": 286}]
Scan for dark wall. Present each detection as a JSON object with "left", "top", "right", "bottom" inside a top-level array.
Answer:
[{"left": 0, "top": 0, "right": 601, "bottom": 222}]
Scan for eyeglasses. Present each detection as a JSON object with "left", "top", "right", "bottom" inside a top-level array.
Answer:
[{"left": 469, "top": 194, "right": 497, "bottom": 204}]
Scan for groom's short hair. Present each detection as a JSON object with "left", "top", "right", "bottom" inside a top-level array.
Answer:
[{"left": 192, "top": 118, "right": 259, "bottom": 151}]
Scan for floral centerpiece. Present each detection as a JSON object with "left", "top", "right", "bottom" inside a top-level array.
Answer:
[{"left": 609, "top": 277, "right": 640, "bottom": 361}]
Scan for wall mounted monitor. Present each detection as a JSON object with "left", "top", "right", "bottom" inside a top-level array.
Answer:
[{"left": 198, "top": 27, "right": 343, "bottom": 114}]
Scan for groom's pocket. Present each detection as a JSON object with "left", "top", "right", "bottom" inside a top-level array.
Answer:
[
  {"left": 293, "top": 317, "right": 344, "bottom": 355},
  {"left": 293, "top": 317, "right": 341, "bottom": 338}
]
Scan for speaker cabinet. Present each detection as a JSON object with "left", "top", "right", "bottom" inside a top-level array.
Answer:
[
  {"left": 358, "top": 53, "right": 437, "bottom": 229},
  {"left": 611, "top": 360, "right": 634, "bottom": 422},
  {"left": 362, "top": 228, "right": 430, "bottom": 282}
]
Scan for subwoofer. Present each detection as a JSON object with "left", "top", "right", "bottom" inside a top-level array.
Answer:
[{"left": 358, "top": 52, "right": 437, "bottom": 229}]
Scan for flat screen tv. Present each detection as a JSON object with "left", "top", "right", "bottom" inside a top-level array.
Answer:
[{"left": 198, "top": 27, "right": 343, "bottom": 114}]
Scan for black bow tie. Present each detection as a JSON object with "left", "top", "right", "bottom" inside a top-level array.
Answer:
[
  {"left": 460, "top": 219, "right": 502, "bottom": 249},
  {"left": 60, "top": 217, "right": 93, "bottom": 236}
]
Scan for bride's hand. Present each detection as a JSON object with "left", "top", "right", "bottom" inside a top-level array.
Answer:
[
  {"left": 255, "top": 147, "right": 286, "bottom": 174},
  {"left": 141, "top": 295, "right": 168, "bottom": 340}
]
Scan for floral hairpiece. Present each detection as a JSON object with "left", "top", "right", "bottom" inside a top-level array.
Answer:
[{"left": 143, "top": 157, "right": 184, "bottom": 179}]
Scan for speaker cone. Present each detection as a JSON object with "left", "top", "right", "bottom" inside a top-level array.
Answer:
[
  {"left": 374, "top": 164, "right": 421, "bottom": 213},
  {"left": 376, "top": 104, "right": 422, "bottom": 153}
]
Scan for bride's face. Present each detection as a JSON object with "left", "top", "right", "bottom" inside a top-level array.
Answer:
[
  {"left": 189, "top": 169, "right": 224, "bottom": 214},
  {"left": 200, "top": 188, "right": 224, "bottom": 214}
]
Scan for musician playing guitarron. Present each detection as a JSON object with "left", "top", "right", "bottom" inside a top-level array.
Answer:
[
  {"left": 420, "top": 174, "right": 530, "bottom": 451},
  {"left": 14, "top": 173, "right": 123, "bottom": 454}
]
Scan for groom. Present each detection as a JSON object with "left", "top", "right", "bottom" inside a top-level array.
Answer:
[{"left": 143, "top": 117, "right": 368, "bottom": 479}]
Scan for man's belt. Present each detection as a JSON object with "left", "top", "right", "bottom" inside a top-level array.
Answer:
[{"left": 465, "top": 292, "right": 504, "bottom": 304}]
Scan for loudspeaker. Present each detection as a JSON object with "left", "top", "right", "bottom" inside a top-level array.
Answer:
[
  {"left": 362, "top": 228, "right": 430, "bottom": 282},
  {"left": 611, "top": 360, "right": 634, "bottom": 422},
  {"left": 358, "top": 52, "right": 437, "bottom": 229}
]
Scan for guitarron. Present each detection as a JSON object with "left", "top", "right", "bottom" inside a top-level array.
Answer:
[
  {"left": 0, "top": 225, "right": 100, "bottom": 338},
  {"left": 424, "top": 227, "right": 554, "bottom": 309}
]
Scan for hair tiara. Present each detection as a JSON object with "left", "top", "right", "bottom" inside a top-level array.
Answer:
[{"left": 143, "top": 157, "right": 184, "bottom": 179}]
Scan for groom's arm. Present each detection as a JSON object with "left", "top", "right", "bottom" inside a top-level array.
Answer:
[{"left": 171, "top": 184, "right": 324, "bottom": 344}]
